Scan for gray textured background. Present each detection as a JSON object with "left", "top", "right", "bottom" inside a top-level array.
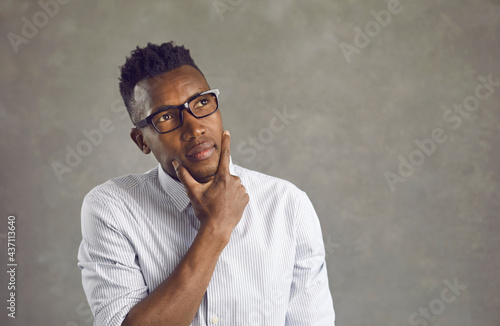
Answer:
[{"left": 1, "top": 0, "right": 499, "bottom": 325}]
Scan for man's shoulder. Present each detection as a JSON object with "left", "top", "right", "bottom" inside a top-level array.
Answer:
[
  {"left": 84, "top": 166, "right": 158, "bottom": 201},
  {"left": 233, "top": 164, "right": 305, "bottom": 197}
]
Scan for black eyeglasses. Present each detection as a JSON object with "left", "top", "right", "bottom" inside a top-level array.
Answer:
[{"left": 135, "top": 89, "right": 220, "bottom": 134}]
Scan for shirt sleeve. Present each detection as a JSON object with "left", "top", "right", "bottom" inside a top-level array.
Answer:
[
  {"left": 285, "top": 191, "right": 336, "bottom": 326},
  {"left": 77, "top": 193, "right": 149, "bottom": 326}
]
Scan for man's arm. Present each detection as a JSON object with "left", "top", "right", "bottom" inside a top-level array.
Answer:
[
  {"left": 121, "top": 222, "right": 227, "bottom": 326},
  {"left": 285, "top": 191, "right": 335, "bottom": 325},
  {"left": 122, "top": 130, "right": 249, "bottom": 326},
  {"left": 78, "top": 195, "right": 149, "bottom": 326}
]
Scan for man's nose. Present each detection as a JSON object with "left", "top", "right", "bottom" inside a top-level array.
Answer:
[{"left": 180, "top": 110, "right": 206, "bottom": 141}]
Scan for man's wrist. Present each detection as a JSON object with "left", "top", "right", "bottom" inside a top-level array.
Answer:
[{"left": 198, "top": 221, "right": 232, "bottom": 249}]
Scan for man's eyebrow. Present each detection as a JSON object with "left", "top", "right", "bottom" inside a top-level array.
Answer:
[
  {"left": 151, "top": 103, "right": 178, "bottom": 114},
  {"left": 151, "top": 91, "right": 204, "bottom": 114}
]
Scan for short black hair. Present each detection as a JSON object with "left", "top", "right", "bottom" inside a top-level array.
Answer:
[{"left": 119, "top": 41, "right": 203, "bottom": 123}]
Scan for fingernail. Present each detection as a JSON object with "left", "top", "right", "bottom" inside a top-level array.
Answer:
[
  {"left": 171, "top": 160, "right": 179, "bottom": 170},
  {"left": 224, "top": 130, "right": 230, "bottom": 136}
]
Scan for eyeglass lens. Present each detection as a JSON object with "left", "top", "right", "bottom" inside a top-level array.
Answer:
[{"left": 152, "top": 92, "right": 218, "bottom": 133}]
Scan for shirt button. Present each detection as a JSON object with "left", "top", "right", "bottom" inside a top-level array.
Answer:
[{"left": 211, "top": 316, "right": 219, "bottom": 324}]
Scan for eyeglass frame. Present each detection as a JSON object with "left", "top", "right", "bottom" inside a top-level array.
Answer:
[{"left": 134, "top": 88, "right": 220, "bottom": 134}]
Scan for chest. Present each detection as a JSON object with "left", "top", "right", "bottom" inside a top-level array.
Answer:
[{"left": 131, "top": 201, "right": 297, "bottom": 294}]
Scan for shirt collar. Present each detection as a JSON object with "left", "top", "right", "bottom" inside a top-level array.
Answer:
[{"left": 158, "top": 156, "right": 236, "bottom": 212}]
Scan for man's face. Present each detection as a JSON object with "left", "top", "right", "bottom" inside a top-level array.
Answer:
[{"left": 131, "top": 65, "right": 223, "bottom": 183}]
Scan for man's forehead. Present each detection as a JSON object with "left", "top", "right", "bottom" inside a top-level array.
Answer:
[
  {"left": 147, "top": 74, "right": 196, "bottom": 99},
  {"left": 146, "top": 65, "right": 205, "bottom": 89},
  {"left": 131, "top": 66, "right": 208, "bottom": 121},
  {"left": 144, "top": 71, "right": 191, "bottom": 90}
]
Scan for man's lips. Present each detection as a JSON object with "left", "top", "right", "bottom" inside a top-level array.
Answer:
[{"left": 185, "top": 141, "right": 215, "bottom": 161}]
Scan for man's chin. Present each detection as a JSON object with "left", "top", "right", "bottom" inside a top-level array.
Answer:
[
  {"left": 194, "top": 172, "right": 216, "bottom": 183},
  {"left": 187, "top": 164, "right": 218, "bottom": 183},
  {"left": 185, "top": 155, "right": 219, "bottom": 183}
]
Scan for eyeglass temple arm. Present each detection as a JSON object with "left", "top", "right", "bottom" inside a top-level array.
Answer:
[{"left": 135, "top": 119, "right": 149, "bottom": 128}]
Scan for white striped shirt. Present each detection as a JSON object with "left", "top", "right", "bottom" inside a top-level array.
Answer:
[{"left": 78, "top": 159, "right": 335, "bottom": 325}]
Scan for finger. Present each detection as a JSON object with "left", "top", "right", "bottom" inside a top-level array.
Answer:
[
  {"left": 216, "top": 130, "right": 231, "bottom": 176},
  {"left": 172, "top": 160, "right": 199, "bottom": 196}
]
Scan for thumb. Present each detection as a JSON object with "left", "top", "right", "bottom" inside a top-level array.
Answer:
[{"left": 172, "top": 160, "right": 199, "bottom": 197}]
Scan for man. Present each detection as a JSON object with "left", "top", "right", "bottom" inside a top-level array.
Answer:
[{"left": 78, "top": 42, "right": 335, "bottom": 326}]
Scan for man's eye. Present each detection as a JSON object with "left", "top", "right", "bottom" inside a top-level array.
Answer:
[
  {"left": 158, "top": 113, "right": 173, "bottom": 122},
  {"left": 193, "top": 98, "right": 209, "bottom": 109}
]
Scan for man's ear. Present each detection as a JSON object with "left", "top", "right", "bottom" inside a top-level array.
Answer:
[{"left": 130, "top": 128, "right": 151, "bottom": 154}]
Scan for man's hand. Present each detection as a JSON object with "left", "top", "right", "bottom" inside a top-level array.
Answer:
[{"left": 172, "top": 130, "right": 249, "bottom": 241}]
